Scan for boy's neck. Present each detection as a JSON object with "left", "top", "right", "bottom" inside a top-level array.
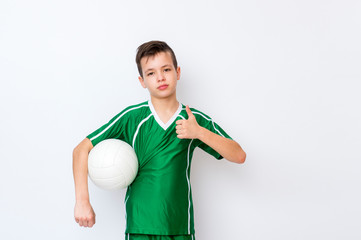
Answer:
[{"left": 150, "top": 96, "right": 179, "bottom": 114}]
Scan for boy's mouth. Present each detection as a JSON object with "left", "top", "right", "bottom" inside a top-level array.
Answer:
[{"left": 158, "top": 84, "right": 168, "bottom": 90}]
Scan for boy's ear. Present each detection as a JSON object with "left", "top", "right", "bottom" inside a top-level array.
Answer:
[
  {"left": 176, "top": 66, "right": 181, "bottom": 80},
  {"left": 138, "top": 76, "right": 147, "bottom": 89}
]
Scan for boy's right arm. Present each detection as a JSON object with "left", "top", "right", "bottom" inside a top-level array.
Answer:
[{"left": 72, "top": 138, "right": 96, "bottom": 228}]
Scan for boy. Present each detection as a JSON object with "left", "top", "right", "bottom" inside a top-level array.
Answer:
[{"left": 73, "top": 40, "right": 246, "bottom": 240}]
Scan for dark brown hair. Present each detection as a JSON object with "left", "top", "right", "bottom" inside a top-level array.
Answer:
[{"left": 136, "top": 40, "right": 178, "bottom": 78}]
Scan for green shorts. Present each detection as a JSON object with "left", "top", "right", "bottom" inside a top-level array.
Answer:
[{"left": 125, "top": 234, "right": 196, "bottom": 240}]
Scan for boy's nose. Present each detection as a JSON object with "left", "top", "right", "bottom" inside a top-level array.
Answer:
[{"left": 157, "top": 72, "right": 165, "bottom": 82}]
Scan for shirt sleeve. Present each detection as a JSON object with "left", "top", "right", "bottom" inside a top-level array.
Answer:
[
  {"left": 195, "top": 112, "right": 233, "bottom": 160},
  {"left": 86, "top": 110, "right": 128, "bottom": 147}
]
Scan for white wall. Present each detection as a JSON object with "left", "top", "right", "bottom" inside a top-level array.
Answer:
[{"left": 0, "top": 0, "right": 360, "bottom": 239}]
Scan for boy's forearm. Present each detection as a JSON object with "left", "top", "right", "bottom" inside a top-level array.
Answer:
[
  {"left": 73, "top": 149, "right": 90, "bottom": 202},
  {"left": 197, "top": 127, "right": 246, "bottom": 164}
]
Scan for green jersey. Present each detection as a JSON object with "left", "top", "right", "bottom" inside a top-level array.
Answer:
[{"left": 87, "top": 100, "right": 232, "bottom": 235}]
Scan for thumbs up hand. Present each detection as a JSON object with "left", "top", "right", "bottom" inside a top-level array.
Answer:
[{"left": 175, "top": 105, "right": 202, "bottom": 139}]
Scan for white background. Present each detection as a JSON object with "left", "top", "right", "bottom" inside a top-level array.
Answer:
[{"left": 0, "top": 0, "right": 360, "bottom": 239}]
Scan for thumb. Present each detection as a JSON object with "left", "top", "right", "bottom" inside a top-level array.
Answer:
[{"left": 186, "top": 105, "right": 194, "bottom": 118}]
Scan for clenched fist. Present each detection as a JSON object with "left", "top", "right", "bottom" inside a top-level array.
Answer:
[{"left": 74, "top": 201, "right": 96, "bottom": 228}]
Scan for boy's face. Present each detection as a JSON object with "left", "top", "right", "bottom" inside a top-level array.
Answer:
[{"left": 138, "top": 51, "right": 180, "bottom": 101}]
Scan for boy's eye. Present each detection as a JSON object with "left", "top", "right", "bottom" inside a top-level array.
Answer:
[
  {"left": 147, "top": 72, "right": 154, "bottom": 76},
  {"left": 164, "top": 68, "right": 171, "bottom": 72}
]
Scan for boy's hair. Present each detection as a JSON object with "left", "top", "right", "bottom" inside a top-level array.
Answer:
[{"left": 136, "top": 40, "right": 178, "bottom": 78}]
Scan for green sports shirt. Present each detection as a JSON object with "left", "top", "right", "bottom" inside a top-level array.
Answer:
[{"left": 87, "top": 100, "right": 232, "bottom": 235}]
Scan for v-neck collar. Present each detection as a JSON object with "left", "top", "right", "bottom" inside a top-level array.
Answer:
[{"left": 148, "top": 99, "right": 183, "bottom": 130}]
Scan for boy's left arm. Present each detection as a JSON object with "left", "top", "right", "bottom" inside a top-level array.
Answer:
[{"left": 175, "top": 105, "right": 246, "bottom": 164}]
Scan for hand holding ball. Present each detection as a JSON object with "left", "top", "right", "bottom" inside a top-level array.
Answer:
[{"left": 88, "top": 139, "right": 138, "bottom": 190}]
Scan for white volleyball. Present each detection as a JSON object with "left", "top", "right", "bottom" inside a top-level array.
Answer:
[{"left": 88, "top": 139, "right": 138, "bottom": 190}]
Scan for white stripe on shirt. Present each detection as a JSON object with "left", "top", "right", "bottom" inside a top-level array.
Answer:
[{"left": 90, "top": 104, "right": 148, "bottom": 142}]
